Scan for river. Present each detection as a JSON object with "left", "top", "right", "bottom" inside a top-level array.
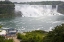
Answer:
[{"left": 0, "top": 4, "right": 64, "bottom": 33}]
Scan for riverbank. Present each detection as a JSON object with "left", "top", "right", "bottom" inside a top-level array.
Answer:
[
  {"left": 0, "top": 24, "right": 64, "bottom": 42},
  {"left": 17, "top": 24, "right": 64, "bottom": 42}
]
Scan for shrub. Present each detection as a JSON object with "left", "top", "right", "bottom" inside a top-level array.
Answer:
[
  {"left": 43, "top": 24, "right": 64, "bottom": 42},
  {"left": 17, "top": 30, "right": 47, "bottom": 42}
]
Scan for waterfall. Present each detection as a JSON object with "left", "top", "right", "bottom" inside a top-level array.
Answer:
[
  {"left": 56, "top": 5, "right": 58, "bottom": 11},
  {"left": 15, "top": 4, "right": 60, "bottom": 17}
]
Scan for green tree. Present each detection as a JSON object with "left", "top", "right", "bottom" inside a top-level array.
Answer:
[
  {"left": 0, "top": 1, "right": 15, "bottom": 18},
  {"left": 43, "top": 24, "right": 64, "bottom": 42},
  {"left": 0, "top": 25, "right": 2, "bottom": 28},
  {"left": 17, "top": 30, "right": 47, "bottom": 42},
  {"left": 0, "top": 36, "right": 13, "bottom": 42}
]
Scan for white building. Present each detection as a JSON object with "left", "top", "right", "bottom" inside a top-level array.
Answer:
[{"left": 0, "top": 30, "right": 6, "bottom": 36}]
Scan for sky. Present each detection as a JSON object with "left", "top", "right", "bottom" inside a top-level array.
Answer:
[{"left": 0, "top": 0, "right": 64, "bottom": 2}]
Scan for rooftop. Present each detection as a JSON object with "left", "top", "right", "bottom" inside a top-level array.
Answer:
[{"left": 0, "top": 27, "right": 18, "bottom": 36}]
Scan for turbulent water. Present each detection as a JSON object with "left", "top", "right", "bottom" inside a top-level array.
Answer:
[
  {"left": 15, "top": 4, "right": 60, "bottom": 17},
  {"left": 0, "top": 4, "right": 64, "bottom": 32}
]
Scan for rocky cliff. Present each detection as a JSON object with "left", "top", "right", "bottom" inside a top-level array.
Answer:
[{"left": 58, "top": 2, "right": 64, "bottom": 14}]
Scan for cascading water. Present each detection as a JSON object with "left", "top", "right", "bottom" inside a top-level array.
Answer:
[
  {"left": 15, "top": 4, "right": 61, "bottom": 17},
  {"left": 0, "top": 4, "right": 64, "bottom": 32}
]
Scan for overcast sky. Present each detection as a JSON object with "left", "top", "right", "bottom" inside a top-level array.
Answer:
[{"left": 0, "top": 0, "right": 64, "bottom": 2}]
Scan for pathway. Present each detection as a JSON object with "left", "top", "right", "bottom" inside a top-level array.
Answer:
[{"left": 13, "top": 36, "right": 20, "bottom": 42}]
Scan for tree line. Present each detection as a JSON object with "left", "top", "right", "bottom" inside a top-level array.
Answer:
[{"left": 0, "top": 1, "right": 15, "bottom": 18}]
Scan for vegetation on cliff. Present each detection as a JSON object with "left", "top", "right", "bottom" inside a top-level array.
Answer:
[
  {"left": 18, "top": 1, "right": 62, "bottom": 5},
  {"left": 0, "top": 1, "right": 15, "bottom": 18},
  {"left": 43, "top": 24, "right": 64, "bottom": 42}
]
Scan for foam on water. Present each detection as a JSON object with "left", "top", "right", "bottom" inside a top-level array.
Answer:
[{"left": 0, "top": 4, "right": 64, "bottom": 32}]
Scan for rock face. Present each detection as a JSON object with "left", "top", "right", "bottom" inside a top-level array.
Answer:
[
  {"left": 58, "top": 3, "right": 64, "bottom": 14},
  {"left": 52, "top": 5, "right": 56, "bottom": 9},
  {"left": 14, "top": 11, "right": 22, "bottom": 17}
]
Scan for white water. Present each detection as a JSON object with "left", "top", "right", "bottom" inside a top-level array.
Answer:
[
  {"left": 0, "top": 4, "right": 64, "bottom": 32},
  {"left": 15, "top": 4, "right": 61, "bottom": 17}
]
